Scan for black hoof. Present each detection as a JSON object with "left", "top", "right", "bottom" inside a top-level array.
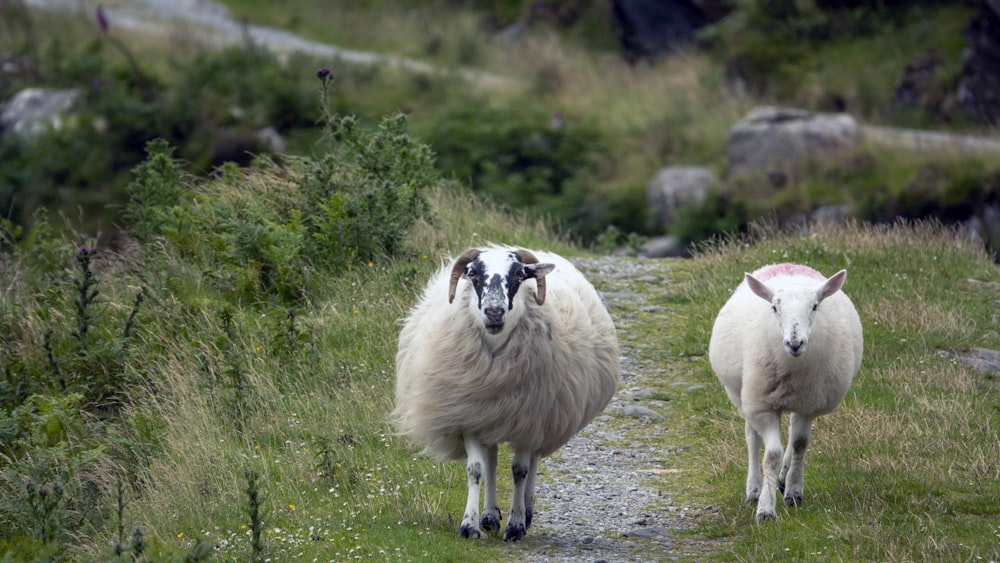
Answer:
[
  {"left": 480, "top": 512, "right": 501, "bottom": 533},
  {"left": 756, "top": 511, "right": 776, "bottom": 522},
  {"left": 459, "top": 523, "right": 484, "bottom": 539},
  {"left": 784, "top": 493, "right": 803, "bottom": 507},
  {"left": 503, "top": 523, "right": 526, "bottom": 542}
]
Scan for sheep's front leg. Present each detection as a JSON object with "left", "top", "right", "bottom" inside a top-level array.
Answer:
[
  {"left": 503, "top": 451, "right": 533, "bottom": 542},
  {"left": 746, "top": 411, "right": 783, "bottom": 522},
  {"left": 744, "top": 420, "right": 762, "bottom": 504},
  {"left": 459, "top": 434, "right": 487, "bottom": 539},
  {"left": 781, "top": 413, "right": 813, "bottom": 507},
  {"left": 480, "top": 443, "right": 502, "bottom": 532}
]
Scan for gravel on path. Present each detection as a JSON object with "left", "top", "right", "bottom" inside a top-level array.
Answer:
[{"left": 509, "top": 256, "right": 726, "bottom": 562}]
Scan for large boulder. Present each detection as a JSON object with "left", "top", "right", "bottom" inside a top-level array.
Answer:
[
  {"left": 957, "top": 1, "right": 1000, "bottom": 126},
  {"left": 726, "top": 106, "right": 861, "bottom": 180},
  {"left": 1, "top": 87, "right": 81, "bottom": 138},
  {"left": 646, "top": 165, "right": 715, "bottom": 228}
]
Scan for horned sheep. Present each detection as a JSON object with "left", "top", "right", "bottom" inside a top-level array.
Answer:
[
  {"left": 708, "top": 263, "right": 863, "bottom": 521},
  {"left": 392, "top": 246, "right": 620, "bottom": 541}
]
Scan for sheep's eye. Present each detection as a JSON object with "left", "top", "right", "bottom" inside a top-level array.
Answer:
[
  {"left": 771, "top": 305, "right": 778, "bottom": 314},
  {"left": 812, "top": 303, "right": 818, "bottom": 312},
  {"left": 466, "top": 271, "right": 477, "bottom": 281}
]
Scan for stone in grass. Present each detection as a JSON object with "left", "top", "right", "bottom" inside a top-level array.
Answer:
[
  {"left": 623, "top": 405, "right": 664, "bottom": 419},
  {"left": 959, "top": 347, "right": 1000, "bottom": 377}
]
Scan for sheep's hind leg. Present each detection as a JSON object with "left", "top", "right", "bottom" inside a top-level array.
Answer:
[
  {"left": 459, "top": 435, "right": 487, "bottom": 539},
  {"left": 782, "top": 413, "right": 813, "bottom": 507},
  {"left": 503, "top": 452, "right": 532, "bottom": 542},
  {"left": 524, "top": 455, "right": 539, "bottom": 529},
  {"left": 744, "top": 420, "right": 763, "bottom": 504},
  {"left": 479, "top": 444, "right": 502, "bottom": 533}
]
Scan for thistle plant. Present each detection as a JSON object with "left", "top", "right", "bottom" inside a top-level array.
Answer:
[
  {"left": 245, "top": 469, "right": 264, "bottom": 561},
  {"left": 220, "top": 309, "right": 250, "bottom": 433},
  {"left": 72, "top": 246, "right": 99, "bottom": 354},
  {"left": 130, "top": 528, "right": 144, "bottom": 559},
  {"left": 115, "top": 474, "right": 127, "bottom": 547},
  {"left": 25, "top": 479, "right": 65, "bottom": 544},
  {"left": 316, "top": 67, "right": 335, "bottom": 132},
  {"left": 123, "top": 292, "right": 143, "bottom": 340},
  {"left": 95, "top": 5, "right": 152, "bottom": 97}
]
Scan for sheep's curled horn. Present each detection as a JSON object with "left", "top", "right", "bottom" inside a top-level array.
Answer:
[
  {"left": 448, "top": 248, "right": 480, "bottom": 304},
  {"left": 447, "top": 248, "right": 547, "bottom": 306}
]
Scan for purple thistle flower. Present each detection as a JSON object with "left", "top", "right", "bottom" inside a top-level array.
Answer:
[
  {"left": 316, "top": 67, "right": 331, "bottom": 80},
  {"left": 96, "top": 5, "right": 109, "bottom": 34}
]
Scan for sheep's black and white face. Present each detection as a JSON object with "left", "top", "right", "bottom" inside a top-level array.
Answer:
[{"left": 462, "top": 249, "right": 554, "bottom": 335}]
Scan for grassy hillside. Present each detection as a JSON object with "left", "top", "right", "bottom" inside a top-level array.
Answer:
[
  {"left": 0, "top": 114, "right": 997, "bottom": 560},
  {"left": 1, "top": 2, "right": 999, "bottom": 561},
  {"left": 8, "top": 1, "right": 999, "bottom": 251}
]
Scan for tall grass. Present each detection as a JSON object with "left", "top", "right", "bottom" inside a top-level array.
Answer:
[{"left": 67, "top": 178, "right": 571, "bottom": 561}]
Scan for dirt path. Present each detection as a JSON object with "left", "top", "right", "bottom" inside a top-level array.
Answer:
[
  {"left": 511, "top": 256, "right": 724, "bottom": 562},
  {"left": 26, "top": 0, "right": 513, "bottom": 88}
]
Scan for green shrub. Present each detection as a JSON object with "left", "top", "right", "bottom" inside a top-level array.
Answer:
[
  {"left": 672, "top": 190, "right": 749, "bottom": 246},
  {"left": 0, "top": 393, "right": 107, "bottom": 555},
  {"left": 301, "top": 111, "right": 437, "bottom": 270},
  {"left": 421, "top": 97, "right": 608, "bottom": 241},
  {"left": 123, "top": 104, "right": 437, "bottom": 305},
  {"left": 0, "top": 26, "right": 326, "bottom": 233}
]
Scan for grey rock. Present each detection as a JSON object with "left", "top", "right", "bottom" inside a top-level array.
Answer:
[
  {"left": 624, "top": 526, "right": 668, "bottom": 538},
  {"left": 647, "top": 166, "right": 715, "bottom": 228},
  {"left": 640, "top": 235, "right": 688, "bottom": 259},
  {"left": 960, "top": 347, "right": 1000, "bottom": 375},
  {"left": 727, "top": 106, "right": 861, "bottom": 180},
  {"left": 1, "top": 87, "right": 81, "bottom": 137},
  {"left": 255, "top": 126, "right": 287, "bottom": 154},
  {"left": 630, "top": 388, "right": 659, "bottom": 400},
  {"left": 623, "top": 405, "right": 664, "bottom": 419},
  {"left": 812, "top": 204, "right": 852, "bottom": 225}
]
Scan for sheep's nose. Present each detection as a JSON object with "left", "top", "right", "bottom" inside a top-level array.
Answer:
[
  {"left": 786, "top": 340, "right": 806, "bottom": 357},
  {"left": 484, "top": 307, "right": 505, "bottom": 322}
]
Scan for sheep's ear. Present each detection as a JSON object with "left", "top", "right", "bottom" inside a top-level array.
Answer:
[
  {"left": 523, "top": 263, "right": 554, "bottom": 306},
  {"left": 524, "top": 263, "right": 555, "bottom": 280},
  {"left": 818, "top": 269, "right": 847, "bottom": 301},
  {"left": 745, "top": 272, "right": 773, "bottom": 302}
]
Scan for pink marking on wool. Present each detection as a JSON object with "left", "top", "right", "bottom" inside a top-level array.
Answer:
[{"left": 752, "top": 263, "right": 826, "bottom": 281}]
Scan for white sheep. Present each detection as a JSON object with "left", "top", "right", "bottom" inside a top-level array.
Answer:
[
  {"left": 708, "top": 263, "right": 863, "bottom": 521},
  {"left": 393, "top": 246, "right": 620, "bottom": 541}
]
